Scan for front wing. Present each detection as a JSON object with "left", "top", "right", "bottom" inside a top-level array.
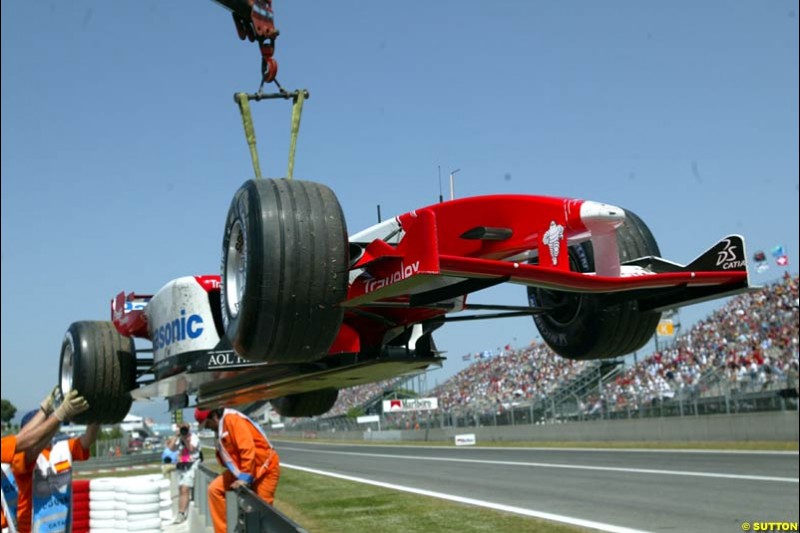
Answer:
[{"left": 345, "top": 199, "right": 750, "bottom": 313}]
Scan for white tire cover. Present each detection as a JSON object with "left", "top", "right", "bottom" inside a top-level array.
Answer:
[
  {"left": 125, "top": 492, "right": 160, "bottom": 504},
  {"left": 89, "top": 478, "right": 118, "bottom": 490},
  {"left": 159, "top": 509, "right": 173, "bottom": 520},
  {"left": 90, "top": 529, "right": 118, "bottom": 533},
  {"left": 159, "top": 498, "right": 171, "bottom": 508},
  {"left": 126, "top": 482, "right": 160, "bottom": 495},
  {"left": 126, "top": 501, "right": 160, "bottom": 514},
  {"left": 114, "top": 509, "right": 128, "bottom": 520},
  {"left": 114, "top": 519, "right": 130, "bottom": 529},
  {"left": 155, "top": 478, "right": 170, "bottom": 489},
  {"left": 136, "top": 474, "right": 164, "bottom": 482},
  {"left": 89, "top": 490, "right": 116, "bottom": 501},
  {"left": 88, "top": 500, "right": 116, "bottom": 511},
  {"left": 159, "top": 489, "right": 171, "bottom": 499},
  {"left": 89, "top": 509, "right": 116, "bottom": 520},
  {"left": 126, "top": 517, "right": 162, "bottom": 530},
  {"left": 128, "top": 513, "right": 160, "bottom": 522},
  {"left": 89, "top": 518, "right": 116, "bottom": 528}
]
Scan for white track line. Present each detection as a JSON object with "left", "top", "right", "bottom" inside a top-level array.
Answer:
[
  {"left": 283, "top": 463, "right": 654, "bottom": 533},
  {"left": 274, "top": 440, "right": 798, "bottom": 455},
  {"left": 279, "top": 446, "right": 798, "bottom": 483}
]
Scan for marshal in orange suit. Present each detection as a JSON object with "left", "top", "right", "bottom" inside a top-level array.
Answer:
[{"left": 195, "top": 407, "right": 280, "bottom": 533}]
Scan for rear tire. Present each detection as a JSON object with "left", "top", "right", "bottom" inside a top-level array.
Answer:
[
  {"left": 528, "top": 210, "right": 662, "bottom": 360},
  {"left": 221, "top": 179, "right": 349, "bottom": 363},
  {"left": 270, "top": 389, "right": 339, "bottom": 417},
  {"left": 59, "top": 321, "right": 136, "bottom": 424}
]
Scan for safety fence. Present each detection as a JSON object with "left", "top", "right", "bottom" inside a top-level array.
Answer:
[
  {"left": 194, "top": 463, "right": 307, "bottom": 533},
  {"left": 93, "top": 437, "right": 127, "bottom": 458},
  {"left": 281, "top": 382, "right": 799, "bottom": 434},
  {"left": 72, "top": 451, "right": 161, "bottom": 472}
]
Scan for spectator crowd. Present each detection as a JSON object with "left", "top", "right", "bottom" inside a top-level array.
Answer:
[{"left": 326, "top": 377, "right": 406, "bottom": 417}]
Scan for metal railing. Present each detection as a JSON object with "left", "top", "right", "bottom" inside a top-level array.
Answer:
[
  {"left": 72, "top": 451, "right": 161, "bottom": 472},
  {"left": 228, "top": 486, "right": 309, "bottom": 533},
  {"left": 194, "top": 463, "right": 307, "bottom": 533}
]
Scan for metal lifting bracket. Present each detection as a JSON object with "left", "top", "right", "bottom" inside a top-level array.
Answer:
[{"left": 234, "top": 88, "right": 309, "bottom": 181}]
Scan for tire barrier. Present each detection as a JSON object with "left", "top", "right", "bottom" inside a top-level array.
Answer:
[
  {"left": 72, "top": 479, "right": 91, "bottom": 533},
  {"left": 79, "top": 473, "right": 171, "bottom": 533}
]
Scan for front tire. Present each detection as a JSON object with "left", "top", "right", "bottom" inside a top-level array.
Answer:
[
  {"left": 221, "top": 179, "right": 349, "bottom": 363},
  {"left": 528, "top": 210, "right": 662, "bottom": 360},
  {"left": 59, "top": 321, "right": 136, "bottom": 424}
]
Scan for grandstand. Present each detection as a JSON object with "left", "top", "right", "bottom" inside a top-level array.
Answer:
[{"left": 326, "top": 376, "right": 409, "bottom": 417}]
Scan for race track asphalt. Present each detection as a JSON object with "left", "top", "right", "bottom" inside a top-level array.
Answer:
[{"left": 274, "top": 441, "right": 799, "bottom": 533}]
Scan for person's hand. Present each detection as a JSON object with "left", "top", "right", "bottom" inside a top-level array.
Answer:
[
  {"left": 54, "top": 390, "right": 90, "bottom": 422},
  {"left": 39, "top": 385, "right": 60, "bottom": 416},
  {"left": 230, "top": 480, "right": 249, "bottom": 490}
]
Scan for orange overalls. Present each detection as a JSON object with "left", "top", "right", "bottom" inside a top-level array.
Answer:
[
  {"left": 209, "top": 409, "right": 280, "bottom": 533},
  {"left": 1, "top": 436, "right": 18, "bottom": 531},
  {"left": 9, "top": 438, "right": 89, "bottom": 533}
]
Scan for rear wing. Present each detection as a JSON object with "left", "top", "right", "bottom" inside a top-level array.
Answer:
[{"left": 111, "top": 291, "right": 153, "bottom": 339}]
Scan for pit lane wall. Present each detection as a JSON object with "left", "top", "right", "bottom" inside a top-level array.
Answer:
[{"left": 278, "top": 411, "right": 799, "bottom": 443}]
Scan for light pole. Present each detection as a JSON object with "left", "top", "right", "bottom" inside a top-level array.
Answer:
[{"left": 449, "top": 168, "right": 461, "bottom": 201}]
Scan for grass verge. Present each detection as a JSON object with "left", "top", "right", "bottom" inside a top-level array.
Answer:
[{"left": 274, "top": 466, "right": 584, "bottom": 533}]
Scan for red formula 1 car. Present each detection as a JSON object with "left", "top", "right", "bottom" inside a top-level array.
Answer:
[{"left": 58, "top": 179, "right": 750, "bottom": 422}]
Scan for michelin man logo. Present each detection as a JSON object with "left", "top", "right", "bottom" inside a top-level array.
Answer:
[{"left": 542, "top": 221, "right": 565, "bottom": 265}]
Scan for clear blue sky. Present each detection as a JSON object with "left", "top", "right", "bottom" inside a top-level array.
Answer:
[{"left": 2, "top": 1, "right": 797, "bottom": 423}]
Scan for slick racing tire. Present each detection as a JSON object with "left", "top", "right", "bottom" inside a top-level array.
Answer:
[
  {"left": 528, "top": 210, "right": 662, "bottom": 360},
  {"left": 270, "top": 389, "right": 339, "bottom": 418},
  {"left": 60, "top": 321, "right": 136, "bottom": 424},
  {"left": 221, "top": 179, "right": 349, "bottom": 363}
]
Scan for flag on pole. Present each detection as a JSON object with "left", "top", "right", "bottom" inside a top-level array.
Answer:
[
  {"left": 771, "top": 245, "right": 785, "bottom": 258},
  {"left": 462, "top": 354, "right": 471, "bottom": 361},
  {"left": 777, "top": 255, "right": 789, "bottom": 267}
]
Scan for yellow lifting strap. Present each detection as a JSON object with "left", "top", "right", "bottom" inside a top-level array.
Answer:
[
  {"left": 235, "top": 93, "right": 263, "bottom": 180},
  {"left": 286, "top": 90, "right": 305, "bottom": 180},
  {"left": 234, "top": 89, "right": 307, "bottom": 181}
]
